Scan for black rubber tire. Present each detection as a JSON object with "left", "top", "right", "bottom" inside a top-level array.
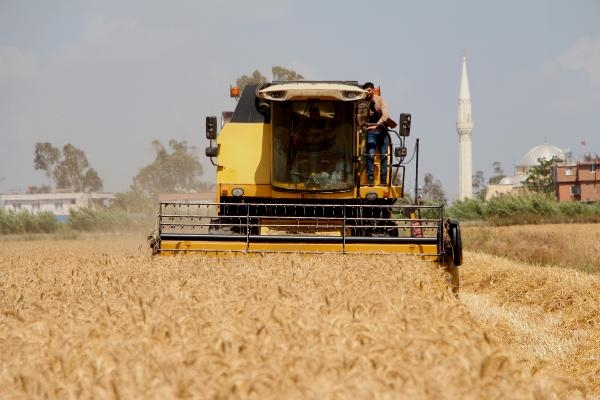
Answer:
[
  {"left": 444, "top": 219, "right": 462, "bottom": 295},
  {"left": 448, "top": 219, "right": 463, "bottom": 267}
]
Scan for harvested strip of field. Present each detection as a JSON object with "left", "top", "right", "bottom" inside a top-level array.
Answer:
[
  {"left": 0, "top": 237, "right": 583, "bottom": 399},
  {"left": 461, "top": 251, "right": 600, "bottom": 397}
]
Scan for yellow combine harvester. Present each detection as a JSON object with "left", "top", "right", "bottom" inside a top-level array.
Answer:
[{"left": 150, "top": 81, "right": 462, "bottom": 290}]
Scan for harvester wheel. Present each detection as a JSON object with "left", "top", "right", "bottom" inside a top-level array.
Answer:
[
  {"left": 445, "top": 219, "right": 462, "bottom": 295},
  {"left": 448, "top": 219, "right": 463, "bottom": 267}
]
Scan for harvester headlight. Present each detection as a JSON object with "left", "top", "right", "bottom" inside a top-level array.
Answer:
[
  {"left": 366, "top": 192, "right": 378, "bottom": 201},
  {"left": 232, "top": 187, "right": 244, "bottom": 197},
  {"left": 342, "top": 90, "right": 361, "bottom": 99},
  {"left": 268, "top": 90, "right": 286, "bottom": 99}
]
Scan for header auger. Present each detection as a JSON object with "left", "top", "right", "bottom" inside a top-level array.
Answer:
[{"left": 150, "top": 81, "right": 462, "bottom": 292}]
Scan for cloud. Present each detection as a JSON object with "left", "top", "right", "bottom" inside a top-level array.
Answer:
[{"left": 557, "top": 35, "right": 600, "bottom": 87}]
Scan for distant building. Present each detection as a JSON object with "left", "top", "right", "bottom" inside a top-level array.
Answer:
[
  {"left": 485, "top": 143, "right": 569, "bottom": 201},
  {"left": 0, "top": 192, "right": 115, "bottom": 222},
  {"left": 514, "top": 143, "right": 567, "bottom": 179},
  {"left": 485, "top": 176, "right": 525, "bottom": 200},
  {"left": 555, "top": 160, "right": 600, "bottom": 202},
  {"left": 485, "top": 143, "right": 600, "bottom": 203}
]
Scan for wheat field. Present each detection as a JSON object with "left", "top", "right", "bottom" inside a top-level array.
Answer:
[
  {"left": 461, "top": 224, "right": 600, "bottom": 398},
  {"left": 0, "top": 230, "right": 594, "bottom": 399}
]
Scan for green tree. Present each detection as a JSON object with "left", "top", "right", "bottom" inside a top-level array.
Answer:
[
  {"left": 132, "top": 139, "right": 205, "bottom": 197},
  {"left": 472, "top": 170, "right": 486, "bottom": 200},
  {"left": 236, "top": 70, "right": 267, "bottom": 93},
  {"left": 34, "top": 142, "right": 60, "bottom": 178},
  {"left": 488, "top": 161, "right": 505, "bottom": 185},
  {"left": 523, "top": 156, "right": 562, "bottom": 194},
  {"left": 272, "top": 66, "right": 304, "bottom": 81},
  {"left": 54, "top": 144, "right": 90, "bottom": 190},
  {"left": 83, "top": 169, "right": 103, "bottom": 192},
  {"left": 236, "top": 66, "right": 304, "bottom": 92},
  {"left": 34, "top": 142, "right": 103, "bottom": 192},
  {"left": 421, "top": 172, "right": 446, "bottom": 204},
  {"left": 110, "top": 191, "right": 155, "bottom": 213}
]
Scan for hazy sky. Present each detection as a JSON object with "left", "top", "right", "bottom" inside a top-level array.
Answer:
[{"left": 1, "top": 0, "right": 599, "bottom": 200}]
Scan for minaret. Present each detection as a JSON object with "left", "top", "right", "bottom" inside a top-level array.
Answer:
[{"left": 457, "top": 55, "right": 474, "bottom": 200}]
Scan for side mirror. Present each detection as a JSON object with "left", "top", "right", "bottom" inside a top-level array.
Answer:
[
  {"left": 205, "top": 146, "right": 218, "bottom": 157},
  {"left": 206, "top": 116, "right": 218, "bottom": 139},
  {"left": 399, "top": 113, "right": 411, "bottom": 137}
]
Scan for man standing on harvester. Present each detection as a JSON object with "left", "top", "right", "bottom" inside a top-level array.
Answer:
[{"left": 363, "top": 81, "right": 390, "bottom": 187}]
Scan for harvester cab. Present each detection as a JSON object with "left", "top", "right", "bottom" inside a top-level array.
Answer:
[{"left": 151, "top": 81, "right": 462, "bottom": 291}]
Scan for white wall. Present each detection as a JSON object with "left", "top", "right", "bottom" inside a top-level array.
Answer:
[{"left": 0, "top": 193, "right": 114, "bottom": 219}]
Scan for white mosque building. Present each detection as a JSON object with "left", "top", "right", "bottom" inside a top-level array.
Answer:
[
  {"left": 485, "top": 143, "right": 570, "bottom": 200},
  {"left": 514, "top": 143, "right": 568, "bottom": 178}
]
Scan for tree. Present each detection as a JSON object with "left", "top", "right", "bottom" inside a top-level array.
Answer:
[
  {"left": 34, "top": 142, "right": 103, "bottom": 192},
  {"left": 235, "top": 66, "right": 304, "bottom": 92},
  {"left": 523, "top": 156, "right": 562, "bottom": 194},
  {"left": 54, "top": 144, "right": 90, "bottom": 190},
  {"left": 421, "top": 172, "right": 446, "bottom": 204},
  {"left": 83, "top": 169, "right": 103, "bottom": 193},
  {"left": 236, "top": 70, "right": 267, "bottom": 93},
  {"left": 488, "top": 161, "right": 506, "bottom": 185},
  {"left": 34, "top": 142, "right": 60, "bottom": 179},
  {"left": 132, "top": 139, "right": 205, "bottom": 197},
  {"left": 583, "top": 152, "right": 600, "bottom": 161},
  {"left": 472, "top": 170, "right": 486, "bottom": 200},
  {"left": 110, "top": 190, "right": 155, "bottom": 213},
  {"left": 272, "top": 66, "right": 304, "bottom": 81}
]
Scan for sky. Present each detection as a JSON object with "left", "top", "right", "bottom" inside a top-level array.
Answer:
[{"left": 1, "top": 0, "right": 599, "bottom": 201}]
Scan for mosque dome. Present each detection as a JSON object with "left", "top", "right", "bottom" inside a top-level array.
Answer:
[
  {"left": 519, "top": 144, "right": 566, "bottom": 167},
  {"left": 499, "top": 176, "right": 516, "bottom": 185}
]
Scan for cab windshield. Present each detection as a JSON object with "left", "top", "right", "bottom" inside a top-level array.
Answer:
[{"left": 272, "top": 101, "right": 354, "bottom": 191}]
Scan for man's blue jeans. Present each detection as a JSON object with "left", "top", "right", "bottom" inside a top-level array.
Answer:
[{"left": 366, "top": 127, "right": 389, "bottom": 184}]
